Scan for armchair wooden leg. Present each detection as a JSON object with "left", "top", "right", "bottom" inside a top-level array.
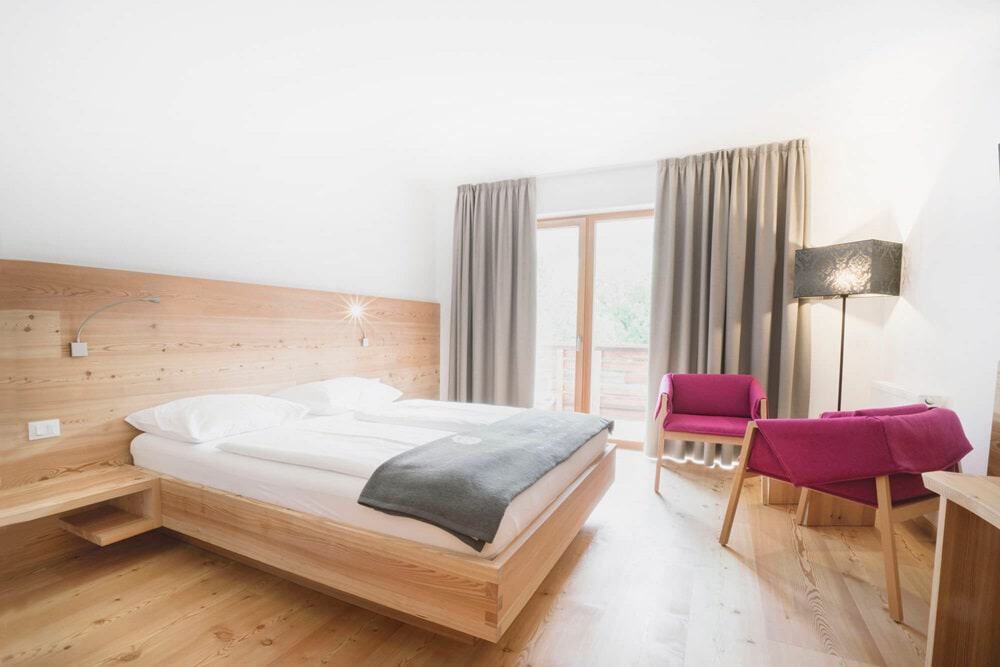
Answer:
[
  {"left": 875, "top": 475, "right": 903, "bottom": 622},
  {"left": 654, "top": 428, "right": 666, "bottom": 494},
  {"left": 720, "top": 424, "right": 756, "bottom": 546},
  {"left": 795, "top": 488, "right": 810, "bottom": 525}
]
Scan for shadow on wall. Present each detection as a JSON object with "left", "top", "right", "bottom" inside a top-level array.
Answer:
[
  {"left": 806, "top": 210, "right": 902, "bottom": 415},
  {"left": 871, "top": 45, "right": 1000, "bottom": 472}
]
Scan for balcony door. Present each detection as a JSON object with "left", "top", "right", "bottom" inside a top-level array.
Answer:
[{"left": 533, "top": 209, "right": 654, "bottom": 446}]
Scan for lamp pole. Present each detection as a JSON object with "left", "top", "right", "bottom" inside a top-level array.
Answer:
[{"left": 837, "top": 294, "right": 847, "bottom": 411}]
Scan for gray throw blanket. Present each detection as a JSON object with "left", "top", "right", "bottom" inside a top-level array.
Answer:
[{"left": 358, "top": 410, "right": 612, "bottom": 551}]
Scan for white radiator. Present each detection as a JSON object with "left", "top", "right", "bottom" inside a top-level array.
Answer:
[{"left": 870, "top": 380, "right": 948, "bottom": 408}]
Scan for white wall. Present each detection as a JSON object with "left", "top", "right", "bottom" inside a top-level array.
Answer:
[
  {"left": 432, "top": 8, "right": 1000, "bottom": 469},
  {"left": 802, "top": 38, "right": 1000, "bottom": 473},
  {"left": 2, "top": 1, "right": 997, "bottom": 467},
  {"left": 0, "top": 175, "right": 438, "bottom": 300},
  {"left": 536, "top": 164, "right": 657, "bottom": 217},
  {"left": 871, "top": 45, "right": 1000, "bottom": 473},
  {"left": 0, "top": 3, "right": 442, "bottom": 301}
]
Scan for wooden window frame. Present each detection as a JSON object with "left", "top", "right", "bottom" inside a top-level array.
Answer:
[{"left": 537, "top": 209, "right": 654, "bottom": 449}]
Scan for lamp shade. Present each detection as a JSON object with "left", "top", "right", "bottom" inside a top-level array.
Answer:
[{"left": 794, "top": 239, "right": 902, "bottom": 298}]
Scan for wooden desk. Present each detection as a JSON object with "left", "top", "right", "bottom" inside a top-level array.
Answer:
[{"left": 922, "top": 472, "right": 1000, "bottom": 666}]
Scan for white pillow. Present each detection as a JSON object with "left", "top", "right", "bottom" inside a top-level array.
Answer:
[
  {"left": 358, "top": 379, "right": 404, "bottom": 410},
  {"left": 125, "top": 394, "right": 308, "bottom": 443},
  {"left": 271, "top": 377, "right": 402, "bottom": 415}
]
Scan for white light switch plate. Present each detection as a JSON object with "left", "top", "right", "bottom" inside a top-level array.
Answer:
[{"left": 28, "top": 419, "right": 61, "bottom": 441}]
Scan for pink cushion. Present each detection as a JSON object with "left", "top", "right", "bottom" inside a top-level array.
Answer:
[
  {"left": 821, "top": 403, "right": 929, "bottom": 419},
  {"left": 752, "top": 417, "right": 894, "bottom": 484},
  {"left": 810, "top": 474, "right": 936, "bottom": 507},
  {"left": 750, "top": 408, "right": 972, "bottom": 507},
  {"left": 744, "top": 455, "right": 932, "bottom": 505},
  {"left": 661, "top": 373, "right": 765, "bottom": 419},
  {"left": 745, "top": 434, "right": 793, "bottom": 482},
  {"left": 664, "top": 413, "right": 751, "bottom": 439},
  {"left": 882, "top": 409, "right": 970, "bottom": 473}
]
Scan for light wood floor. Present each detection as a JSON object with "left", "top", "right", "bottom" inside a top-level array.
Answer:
[{"left": 0, "top": 451, "right": 936, "bottom": 666}]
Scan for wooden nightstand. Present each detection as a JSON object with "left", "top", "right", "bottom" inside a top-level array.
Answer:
[{"left": 0, "top": 465, "right": 161, "bottom": 546}]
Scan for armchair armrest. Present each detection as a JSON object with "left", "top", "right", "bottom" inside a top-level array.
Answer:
[
  {"left": 749, "top": 378, "right": 767, "bottom": 420},
  {"left": 654, "top": 374, "right": 673, "bottom": 424}
]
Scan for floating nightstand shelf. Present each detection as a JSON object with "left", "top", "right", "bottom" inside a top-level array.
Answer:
[
  {"left": 59, "top": 504, "right": 157, "bottom": 546},
  {"left": 0, "top": 466, "right": 161, "bottom": 546}
]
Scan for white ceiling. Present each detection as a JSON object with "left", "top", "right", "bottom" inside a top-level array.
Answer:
[
  {"left": 1, "top": 0, "right": 997, "bottom": 303},
  {"left": 2, "top": 0, "right": 995, "bottom": 192}
]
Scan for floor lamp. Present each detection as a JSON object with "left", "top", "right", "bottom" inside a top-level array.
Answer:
[{"left": 793, "top": 239, "right": 903, "bottom": 411}]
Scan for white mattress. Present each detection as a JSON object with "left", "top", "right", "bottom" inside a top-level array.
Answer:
[{"left": 131, "top": 406, "right": 608, "bottom": 559}]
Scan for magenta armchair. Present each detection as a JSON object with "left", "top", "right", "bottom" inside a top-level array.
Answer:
[
  {"left": 653, "top": 373, "right": 768, "bottom": 493},
  {"left": 718, "top": 404, "right": 972, "bottom": 622}
]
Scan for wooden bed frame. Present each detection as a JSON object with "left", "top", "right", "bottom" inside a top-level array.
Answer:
[
  {"left": 1, "top": 259, "right": 439, "bottom": 576},
  {"left": 155, "top": 444, "right": 616, "bottom": 642},
  {"left": 2, "top": 260, "right": 616, "bottom": 642}
]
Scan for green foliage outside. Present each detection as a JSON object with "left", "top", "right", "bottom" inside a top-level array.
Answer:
[{"left": 536, "top": 221, "right": 652, "bottom": 348}]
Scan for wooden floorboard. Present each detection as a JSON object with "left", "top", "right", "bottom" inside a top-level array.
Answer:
[{"left": 0, "top": 451, "right": 935, "bottom": 666}]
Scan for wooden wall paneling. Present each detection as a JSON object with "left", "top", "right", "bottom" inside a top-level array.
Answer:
[
  {"left": 0, "top": 259, "right": 439, "bottom": 574},
  {"left": 0, "top": 514, "right": 94, "bottom": 579}
]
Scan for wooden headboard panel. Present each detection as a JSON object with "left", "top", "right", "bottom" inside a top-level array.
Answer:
[{"left": 1, "top": 259, "right": 440, "bottom": 489}]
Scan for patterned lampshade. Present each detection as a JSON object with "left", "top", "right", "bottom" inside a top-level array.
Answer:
[{"left": 794, "top": 239, "right": 902, "bottom": 298}]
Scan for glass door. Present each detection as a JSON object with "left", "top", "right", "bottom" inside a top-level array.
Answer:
[
  {"left": 533, "top": 210, "right": 654, "bottom": 446},
  {"left": 590, "top": 214, "right": 654, "bottom": 443},
  {"left": 533, "top": 220, "right": 581, "bottom": 413}
]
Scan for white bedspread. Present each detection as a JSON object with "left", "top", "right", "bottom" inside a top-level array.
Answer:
[
  {"left": 355, "top": 399, "right": 521, "bottom": 432},
  {"left": 216, "top": 415, "right": 451, "bottom": 478},
  {"left": 131, "top": 400, "right": 609, "bottom": 557}
]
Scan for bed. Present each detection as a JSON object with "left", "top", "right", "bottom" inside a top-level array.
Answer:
[{"left": 132, "top": 400, "right": 616, "bottom": 641}]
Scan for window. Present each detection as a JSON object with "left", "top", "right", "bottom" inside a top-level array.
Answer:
[{"left": 534, "top": 210, "right": 654, "bottom": 446}]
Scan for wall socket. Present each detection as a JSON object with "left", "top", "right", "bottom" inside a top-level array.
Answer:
[{"left": 28, "top": 419, "right": 61, "bottom": 441}]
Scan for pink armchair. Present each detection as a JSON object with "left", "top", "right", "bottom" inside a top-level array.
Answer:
[
  {"left": 653, "top": 373, "right": 767, "bottom": 493},
  {"left": 718, "top": 404, "right": 972, "bottom": 622}
]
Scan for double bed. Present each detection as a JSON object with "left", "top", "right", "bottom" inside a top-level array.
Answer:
[{"left": 132, "top": 399, "right": 616, "bottom": 641}]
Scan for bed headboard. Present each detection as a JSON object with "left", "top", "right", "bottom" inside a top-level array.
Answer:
[{"left": 0, "top": 259, "right": 440, "bottom": 489}]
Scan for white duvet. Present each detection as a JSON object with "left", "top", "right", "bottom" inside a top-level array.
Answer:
[
  {"left": 131, "top": 399, "right": 610, "bottom": 557},
  {"left": 216, "top": 401, "right": 513, "bottom": 477},
  {"left": 354, "top": 399, "right": 521, "bottom": 432}
]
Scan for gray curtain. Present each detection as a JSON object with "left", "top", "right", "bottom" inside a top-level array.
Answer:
[
  {"left": 448, "top": 177, "right": 537, "bottom": 407},
  {"left": 644, "top": 139, "right": 811, "bottom": 464}
]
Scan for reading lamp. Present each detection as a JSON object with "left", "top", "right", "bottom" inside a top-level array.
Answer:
[
  {"left": 345, "top": 299, "right": 370, "bottom": 348},
  {"left": 70, "top": 296, "right": 161, "bottom": 357},
  {"left": 794, "top": 239, "right": 902, "bottom": 410}
]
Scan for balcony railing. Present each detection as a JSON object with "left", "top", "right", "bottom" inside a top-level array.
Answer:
[{"left": 534, "top": 343, "right": 649, "bottom": 442}]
